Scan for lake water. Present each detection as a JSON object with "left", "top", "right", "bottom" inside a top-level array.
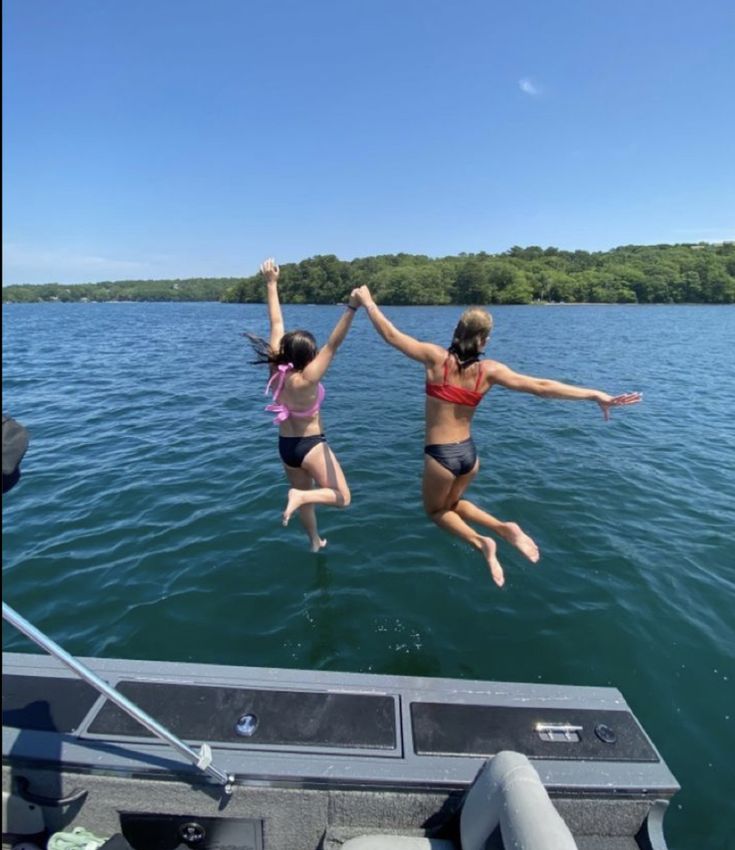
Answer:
[{"left": 2, "top": 302, "right": 734, "bottom": 848}]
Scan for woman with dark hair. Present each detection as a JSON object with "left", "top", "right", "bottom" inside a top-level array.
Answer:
[
  {"left": 352, "top": 285, "right": 641, "bottom": 587},
  {"left": 246, "top": 259, "right": 360, "bottom": 551}
]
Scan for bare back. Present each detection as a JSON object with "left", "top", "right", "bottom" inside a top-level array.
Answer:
[
  {"left": 269, "top": 369, "right": 325, "bottom": 438},
  {"left": 424, "top": 355, "right": 492, "bottom": 444}
]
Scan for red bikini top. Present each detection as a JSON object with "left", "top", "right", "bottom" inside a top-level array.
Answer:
[{"left": 426, "top": 358, "right": 485, "bottom": 407}]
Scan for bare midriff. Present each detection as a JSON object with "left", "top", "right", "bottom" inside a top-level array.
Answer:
[
  {"left": 424, "top": 396, "right": 478, "bottom": 444},
  {"left": 278, "top": 411, "right": 324, "bottom": 438}
]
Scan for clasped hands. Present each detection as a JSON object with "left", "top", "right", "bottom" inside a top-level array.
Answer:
[{"left": 348, "top": 285, "right": 374, "bottom": 310}]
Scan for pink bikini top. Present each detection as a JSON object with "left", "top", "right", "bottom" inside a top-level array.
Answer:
[{"left": 265, "top": 363, "right": 325, "bottom": 425}]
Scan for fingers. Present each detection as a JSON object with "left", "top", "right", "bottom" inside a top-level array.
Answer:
[
  {"left": 260, "top": 257, "right": 279, "bottom": 277},
  {"left": 601, "top": 391, "right": 642, "bottom": 421},
  {"left": 611, "top": 392, "right": 642, "bottom": 405}
]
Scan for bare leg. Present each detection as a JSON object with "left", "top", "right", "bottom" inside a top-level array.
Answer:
[
  {"left": 283, "top": 487, "right": 342, "bottom": 526},
  {"left": 442, "top": 456, "right": 540, "bottom": 563},
  {"left": 454, "top": 501, "right": 539, "bottom": 563},
  {"left": 423, "top": 456, "right": 505, "bottom": 587},
  {"left": 283, "top": 442, "right": 351, "bottom": 526},
  {"left": 284, "top": 465, "right": 327, "bottom": 552},
  {"left": 430, "top": 508, "right": 506, "bottom": 587}
]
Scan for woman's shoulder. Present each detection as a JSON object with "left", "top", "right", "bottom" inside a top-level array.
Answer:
[
  {"left": 482, "top": 359, "right": 513, "bottom": 387},
  {"left": 426, "top": 344, "right": 449, "bottom": 365},
  {"left": 287, "top": 370, "right": 321, "bottom": 390},
  {"left": 483, "top": 358, "right": 506, "bottom": 373}
]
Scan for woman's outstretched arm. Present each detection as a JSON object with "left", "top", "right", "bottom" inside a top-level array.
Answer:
[
  {"left": 300, "top": 292, "right": 361, "bottom": 383},
  {"left": 353, "top": 286, "right": 444, "bottom": 365},
  {"left": 487, "top": 361, "right": 642, "bottom": 420},
  {"left": 261, "top": 258, "right": 285, "bottom": 351}
]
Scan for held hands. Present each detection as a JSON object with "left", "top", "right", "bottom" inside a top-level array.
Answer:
[
  {"left": 596, "top": 392, "right": 642, "bottom": 421},
  {"left": 351, "top": 285, "right": 375, "bottom": 309},
  {"left": 260, "top": 257, "right": 279, "bottom": 284}
]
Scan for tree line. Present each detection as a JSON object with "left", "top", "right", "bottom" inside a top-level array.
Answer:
[{"left": 4, "top": 243, "right": 734, "bottom": 305}]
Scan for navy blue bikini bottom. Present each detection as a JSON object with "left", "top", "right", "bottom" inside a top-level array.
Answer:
[
  {"left": 424, "top": 437, "right": 477, "bottom": 477},
  {"left": 279, "top": 434, "right": 326, "bottom": 469}
]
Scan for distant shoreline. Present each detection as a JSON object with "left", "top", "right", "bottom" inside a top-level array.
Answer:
[
  {"left": 3, "top": 243, "right": 734, "bottom": 305},
  {"left": 3, "top": 298, "right": 735, "bottom": 310}
]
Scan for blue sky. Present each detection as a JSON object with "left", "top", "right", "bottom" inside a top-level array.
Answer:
[{"left": 3, "top": 0, "right": 734, "bottom": 285}]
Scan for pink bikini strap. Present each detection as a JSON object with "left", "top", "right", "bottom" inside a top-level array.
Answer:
[
  {"left": 265, "top": 362, "right": 293, "bottom": 400},
  {"left": 264, "top": 363, "right": 325, "bottom": 424},
  {"left": 299, "top": 382, "right": 325, "bottom": 416}
]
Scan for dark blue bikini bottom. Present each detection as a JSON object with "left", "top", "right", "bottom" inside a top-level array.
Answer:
[
  {"left": 279, "top": 434, "right": 326, "bottom": 469},
  {"left": 424, "top": 437, "right": 477, "bottom": 477}
]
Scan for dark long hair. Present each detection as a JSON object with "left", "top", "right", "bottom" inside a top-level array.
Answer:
[
  {"left": 244, "top": 329, "right": 318, "bottom": 372},
  {"left": 447, "top": 307, "right": 493, "bottom": 369}
]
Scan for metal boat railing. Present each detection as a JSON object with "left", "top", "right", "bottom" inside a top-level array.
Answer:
[{"left": 2, "top": 601, "right": 234, "bottom": 793}]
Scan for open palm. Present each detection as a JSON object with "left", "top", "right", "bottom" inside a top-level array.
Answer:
[{"left": 597, "top": 392, "right": 642, "bottom": 421}]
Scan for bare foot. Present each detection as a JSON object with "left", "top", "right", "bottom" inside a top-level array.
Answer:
[
  {"left": 310, "top": 537, "right": 328, "bottom": 553},
  {"left": 502, "top": 522, "right": 540, "bottom": 563},
  {"left": 479, "top": 536, "right": 505, "bottom": 587},
  {"left": 283, "top": 489, "right": 304, "bottom": 526}
]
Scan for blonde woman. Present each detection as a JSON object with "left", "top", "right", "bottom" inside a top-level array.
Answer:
[{"left": 352, "top": 285, "right": 641, "bottom": 586}]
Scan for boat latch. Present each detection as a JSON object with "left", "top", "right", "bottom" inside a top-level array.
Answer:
[
  {"left": 179, "top": 821, "right": 206, "bottom": 845},
  {"left": 535, "top": 722, "right": 583, "bottom": 742},
  {"left": 235, "top": 713, "right": 259, "bottom": 737},
  {"left": 594, "top": 723, "right": 618, "bottom": 744}
]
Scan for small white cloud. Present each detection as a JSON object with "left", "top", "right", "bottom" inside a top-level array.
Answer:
[{"left": 519, "top": 77, "right": 540, "bottom": 96}]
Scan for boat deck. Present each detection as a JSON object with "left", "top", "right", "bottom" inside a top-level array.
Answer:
[{"left": 2, "top": 652, "right": 678, "bottom": 850}]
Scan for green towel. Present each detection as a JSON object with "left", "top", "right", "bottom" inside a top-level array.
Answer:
[{"left": 47, "top": 827, "right": 107, "bottom": 850}]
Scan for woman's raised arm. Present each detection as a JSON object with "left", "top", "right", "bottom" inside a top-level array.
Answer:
[
  {"left": 261, "top": 258, "right": 285, "bottom": 351},
  {"left": 353, "top": 286, "right": 444, "bottom": 366},
  {"left": 487, "top": 361, "right": 642, "bottom": 420},
  {"left": 300, "top": 292, "right": 361, "bottom": 383}
]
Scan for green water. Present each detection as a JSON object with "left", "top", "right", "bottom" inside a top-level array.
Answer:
[{"left": 2, "top": 302, "right": 734, "bottom": 847}]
